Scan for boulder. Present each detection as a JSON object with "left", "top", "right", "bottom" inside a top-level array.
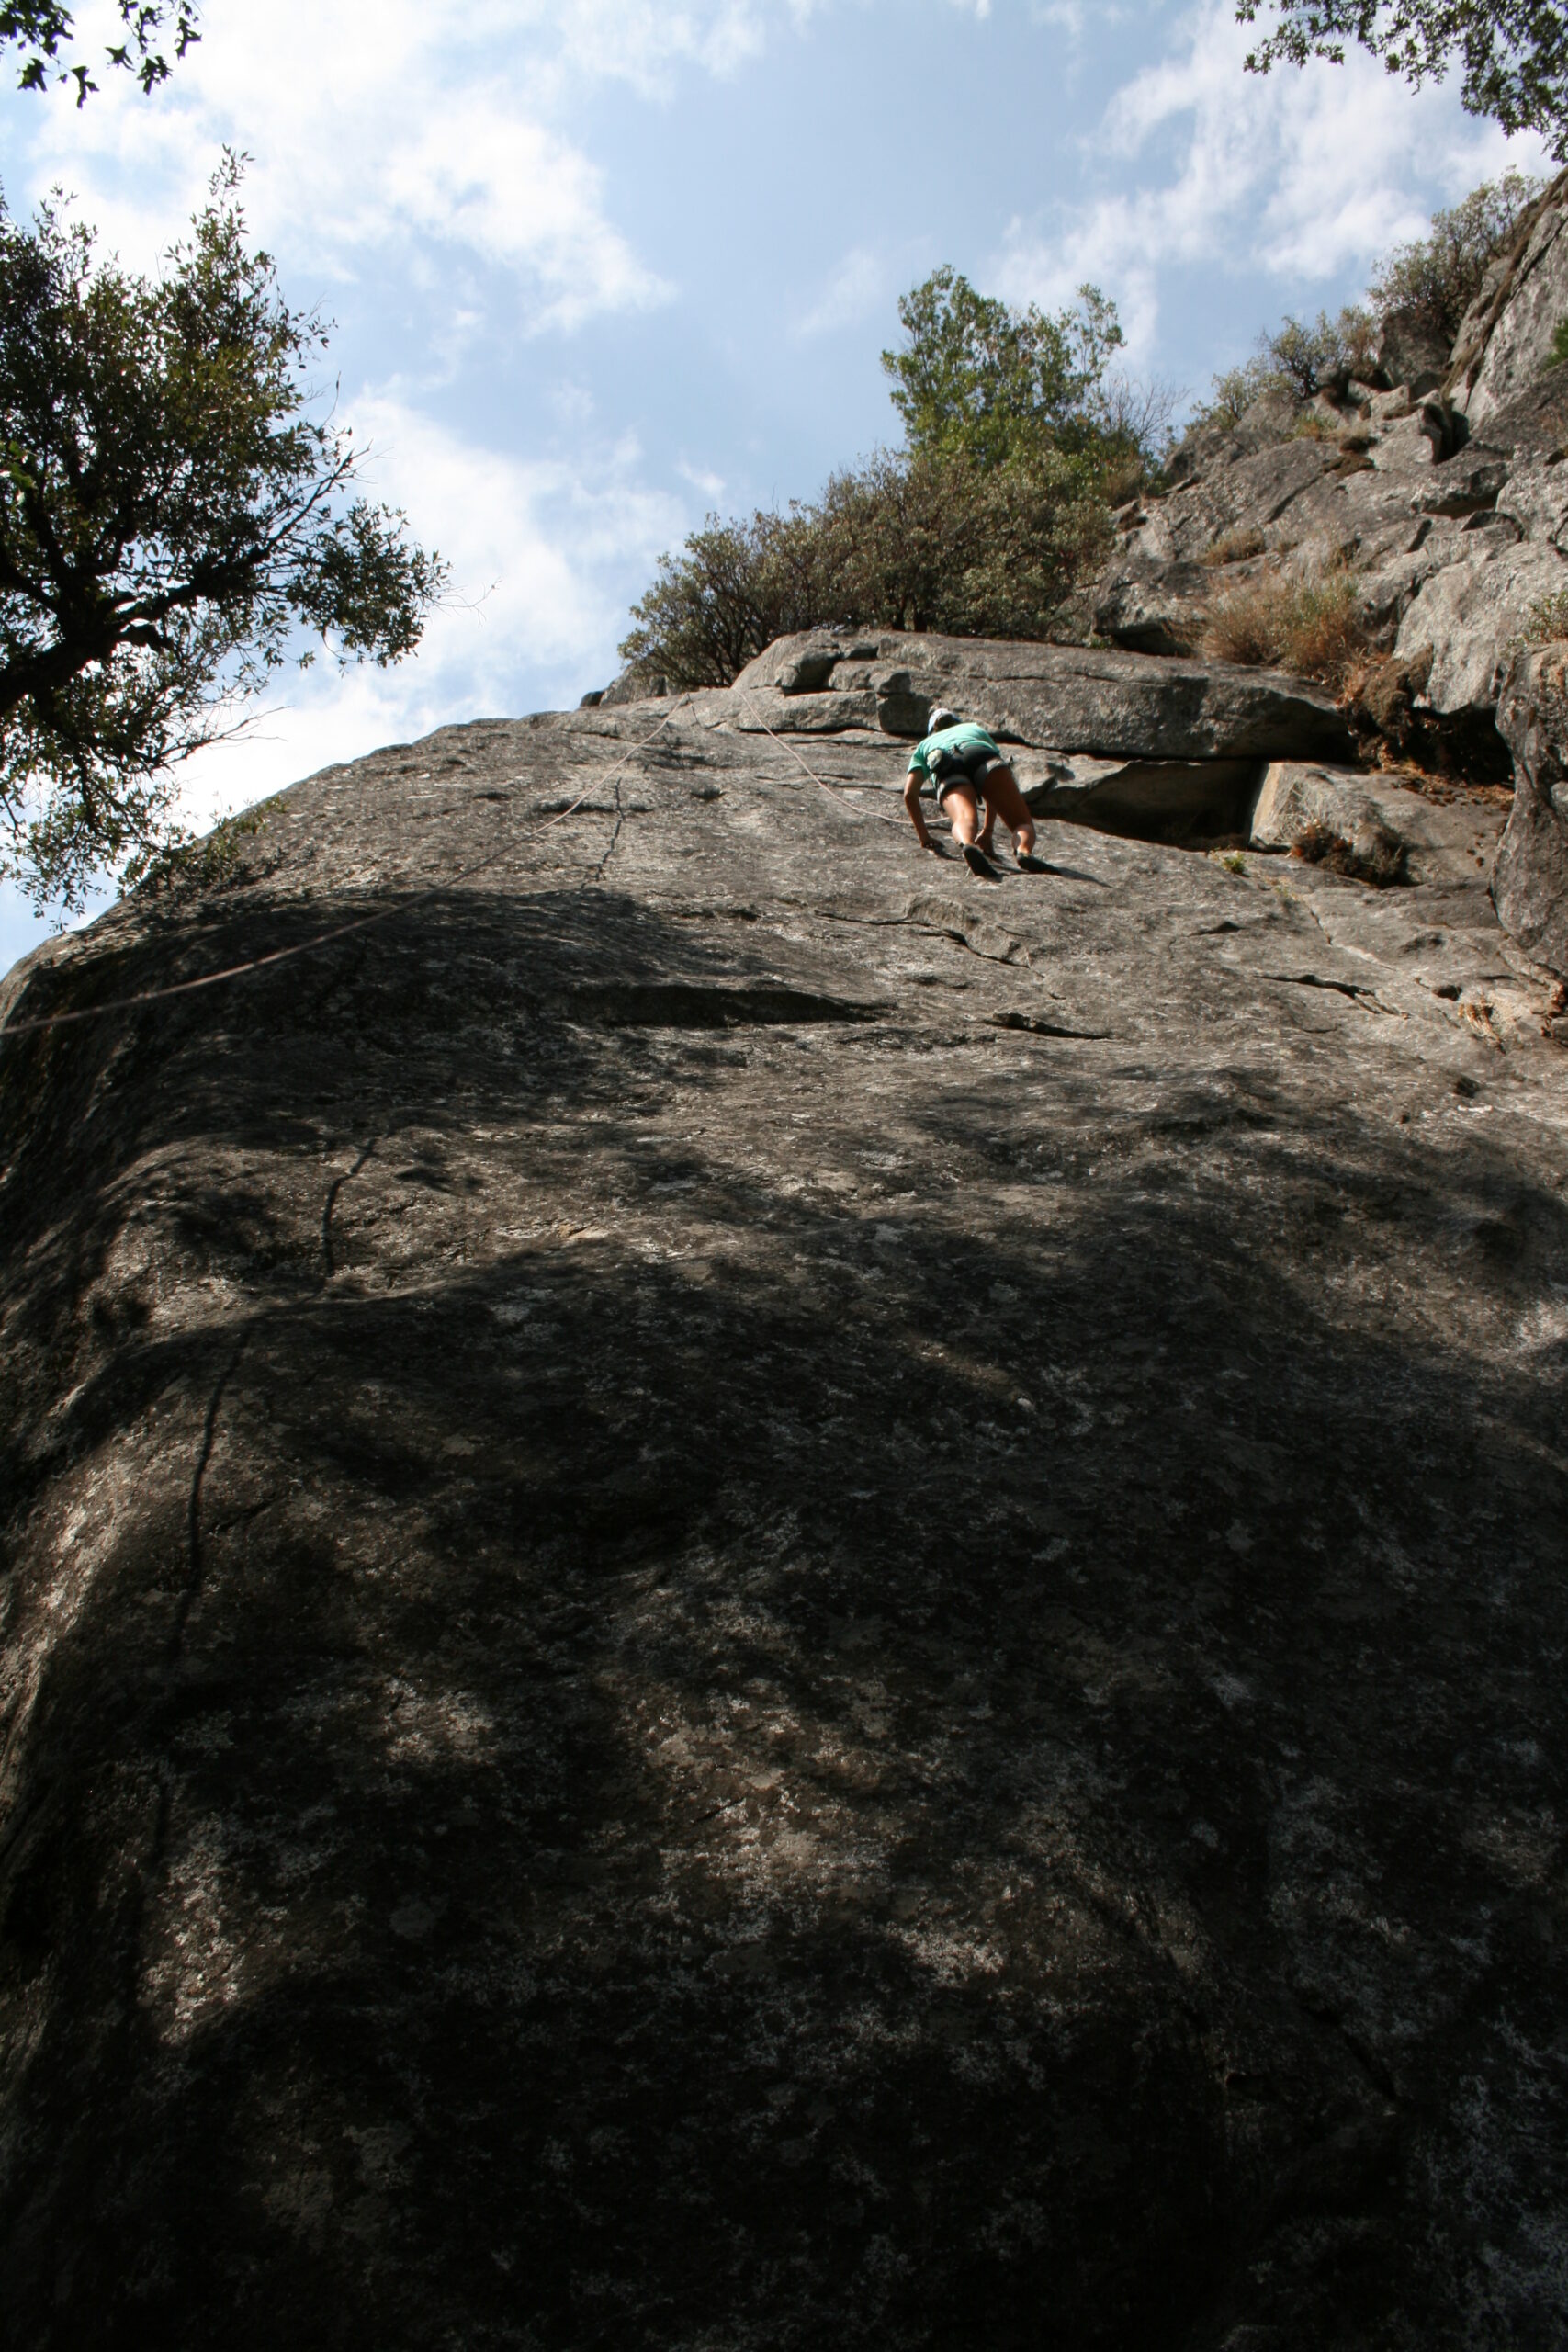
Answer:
[
  {"left": 1248, "top": 761, "right": 1406, "bottom": 883},
  {"left": 1089, "top": 556, "right": 1211, "bottom": 657},
  {"left": 1495, "top": 647, "right": 1568, "bottom": 975},
  {"left": 1370, "top": 306, "right": 1450, "bottom": 400},
  {"left": 1395, "top": 537, "right": 1568, "bottom": 713},
  {"left": 733, "top": 629, "right": 1355, "bottom": 763},
  {"left": 1163, "top": 384, "right": 1301, "bottom": 488},
  {"left": 1072, "top": 181, "right": 1568, "bottom": 775},
  {"left": 1021, "top": 753, "right": 1263, "bottom": 843},
  {"left": 602, "top": 665, "right": 669, "bottom": 706}
]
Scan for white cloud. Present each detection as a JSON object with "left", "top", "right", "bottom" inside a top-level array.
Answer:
[
  {"left": 13, "top": 0, "right": 715, "bottom": 327},
  {"left": 995, "top": 0, "right": 1550, "bottom": 358},
  {"left": 678, "top": 459, "right": 728, "bottom": 499}
]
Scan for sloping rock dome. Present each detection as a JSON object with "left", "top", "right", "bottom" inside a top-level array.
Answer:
[{"left": 2, "top": 662, "right": 1566, "bottom": 2349}]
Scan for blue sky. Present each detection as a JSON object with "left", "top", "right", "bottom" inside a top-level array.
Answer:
[{"left": 0, "top": 0, "right": 1545, "bottom": 973}]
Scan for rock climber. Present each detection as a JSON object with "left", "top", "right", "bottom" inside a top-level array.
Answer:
[{"left": 902, "top": 705, "right": 1044, "bottom": 876}]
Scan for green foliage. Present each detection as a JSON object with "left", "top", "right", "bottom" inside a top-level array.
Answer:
[
  {"left": 1, "top": 0, "right": 197, "bottom": 103},
  {"left": 1199, "top": 361, "right": 1279, "bottom": 429},
  {"left": 620, "top": 446, "right": 1111, "bottom": 691},
  {"left": 618, "top": 509, "right": 821, "bottom": 693},
  {"left": 0, "top": 156, "right": 446, "bottom": 910},
  {"left": 1191, "top": 305, "right": 1375, "bottom": 428},
  {"left": 1370, "top": 170, "right": 1547, "bottom": 343},
  {"left": 133, "top": 805, "right": 265, "bottom": 898},
  {"left": 620, "top": 261, "right": 1157, "bottom": 692},
  {"left": 879, "top": 266, "right": 1170, "bottom": 484},
  {"left": 1189, "top": 168, "right": 1549, "bottom": 441},
  {"left": 1546, "top": 318, "right": 1568, "bottom": 373},
  {"left": 1237, "top": 1, "right": 1568, "bottom": 156},
  {"left": 1268, "top": 306, "right": 1378, "bottom": 397}
]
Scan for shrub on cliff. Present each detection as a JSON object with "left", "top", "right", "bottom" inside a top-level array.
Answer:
[
  {"left": 1202, "top": 566, "right": 1367, "bottom": 687},
  {"left": 619, "top": 447, "right": 1111, "bottom": 690},
  {"left": 0, "top": 158, "right": 446, "bottom": 910},
  {"left": 621, "top": 268, "right": 1163, "bottom": 690},
  {"left": 1190, "top": 170, "right": 1549, "bottom": 435},
  {"left": 1369, "top": 170, "right": 1547, "bottom": 346}
]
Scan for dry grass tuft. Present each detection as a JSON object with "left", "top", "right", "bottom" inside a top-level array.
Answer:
[
  {"left": 1202, "top": 565, "right": 1368, "bottom": 688},
  {"left": 1290, "top": 820, "right": 1405, "bottom": 888},
  {"left": 1202, "top": 525, "right": 1269, "bottom": 568}
]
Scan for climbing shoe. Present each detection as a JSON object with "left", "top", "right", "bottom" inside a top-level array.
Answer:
[{"left": 961, "top": 842, "right": 999, "bottom": 879}]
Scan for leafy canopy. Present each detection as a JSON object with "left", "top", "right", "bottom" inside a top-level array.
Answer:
[
  {"left": 619, "top": 265, "right": 1176, "bottom": 694},
  {"left": 0, "top": 157, "right": 446, "bottom": 909},
  {"left": 1, "top": 0, "right": 198, "bottom": 103},
  {"left": 1237, "top": 1, "right": 1568, "bottom": 157},
  {"left": 880, "top": 266, "right": 1128, "bottom": 471}
]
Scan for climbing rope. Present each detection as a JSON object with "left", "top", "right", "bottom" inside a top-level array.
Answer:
[
  {"left": 0, "top": 698, "right": 690, "bottom": 1041},
  {"left": 738, "top": 690, "right": 910, "bottom": 835}
]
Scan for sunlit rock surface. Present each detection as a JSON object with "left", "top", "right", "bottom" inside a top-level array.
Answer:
[{"left": 2, "top": 687, "right": 1566, "bottom": 2350}]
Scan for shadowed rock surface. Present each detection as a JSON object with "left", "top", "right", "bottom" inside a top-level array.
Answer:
[
  {"left": 1496, "top": 649, "right": 1568, "bottom": 977},
  {"left": 2, "top": 685, "right": 1567, "bottom": 2350}
]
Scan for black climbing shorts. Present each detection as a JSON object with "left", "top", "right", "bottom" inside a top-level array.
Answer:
[{"left": 932, "top": 743, "right": 1006, "bottom": 803}]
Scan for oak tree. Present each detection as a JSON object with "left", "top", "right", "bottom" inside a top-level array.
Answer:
[
  {"left": 2, "top": 0, "right": 198, "bottom": 104},
  {"left": 1237, "top": 2, "right": 1568, "bottom": 156},
  {"left": 0, "top": 160, "right": 446, "bottom": 907}
]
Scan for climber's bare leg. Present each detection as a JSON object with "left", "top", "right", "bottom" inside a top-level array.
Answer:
[
  {"left": 942, "top": 785, "right": 982, "bottom": 848},
  {"left": 978, "top": 763, "right": 1035, "bottom": 858}
]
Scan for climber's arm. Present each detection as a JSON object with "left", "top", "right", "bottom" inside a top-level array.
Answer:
[{"left": 904, "top": 765, "right": 936, "bottom": 852}]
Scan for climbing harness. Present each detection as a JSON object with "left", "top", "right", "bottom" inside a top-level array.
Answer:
[{"left": 0, "top": 698, "right": 690, "bottom": 1040}]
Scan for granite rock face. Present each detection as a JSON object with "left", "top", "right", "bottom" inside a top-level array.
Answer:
[
  {"left": 2, "top": 684, "right": 1566, "bottom": 2352},
  {"left": 1450, "top": 167, "right": 1568, "bottom": 430},
  {"left": 1248, "top": 762, "right": 1407, "bottom": 881},
  {"left": 732, "top": 629, "right": 1354, "bottom": 763},
  {"left": 1495, "top": 647, "right": 1568, "bottom": 976}
]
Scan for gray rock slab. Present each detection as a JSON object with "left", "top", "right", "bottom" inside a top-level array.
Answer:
[
  {"left": 734, "top": 629, "right": 1354, "bottom": 763},
  {"left": 2, "top": 688, "right": 1566, "bottom": 2351},
  {"left": 1495, "top": 648, "right": 1568, "bottom": 975},
  {"left": 1395, "top": 537, "right": 1568, "bottom": 712},
  {"left": 1452, "top": 176, "right": 1568, "bottom": 431}
]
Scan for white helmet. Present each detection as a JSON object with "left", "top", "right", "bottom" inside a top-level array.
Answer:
[{"left": 926, "top": 705, "right": 959, "bottom": 732}]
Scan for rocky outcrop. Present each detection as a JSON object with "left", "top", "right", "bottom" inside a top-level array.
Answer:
[
  {"left": 1021, "top": 753, "right": 1263, "bottom": 842},
  {"left": 1448, "top": 166, "right": 1568, "bottom": 429},
  {"left": 2, "top": 677, "right": 1565, "bottom": 2351},
  {"left": 1495, "top": 647, "right": 1568, "bottom": 975},
  {"left": 732, "top": 628, "right": 1354, "bottom": 763},
  {"left": 1090, "top": 171, "right": 1568, "bottom": 774},
  {"left": 1248, "top": 761, "right": 1406, "bottom": 882}
]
